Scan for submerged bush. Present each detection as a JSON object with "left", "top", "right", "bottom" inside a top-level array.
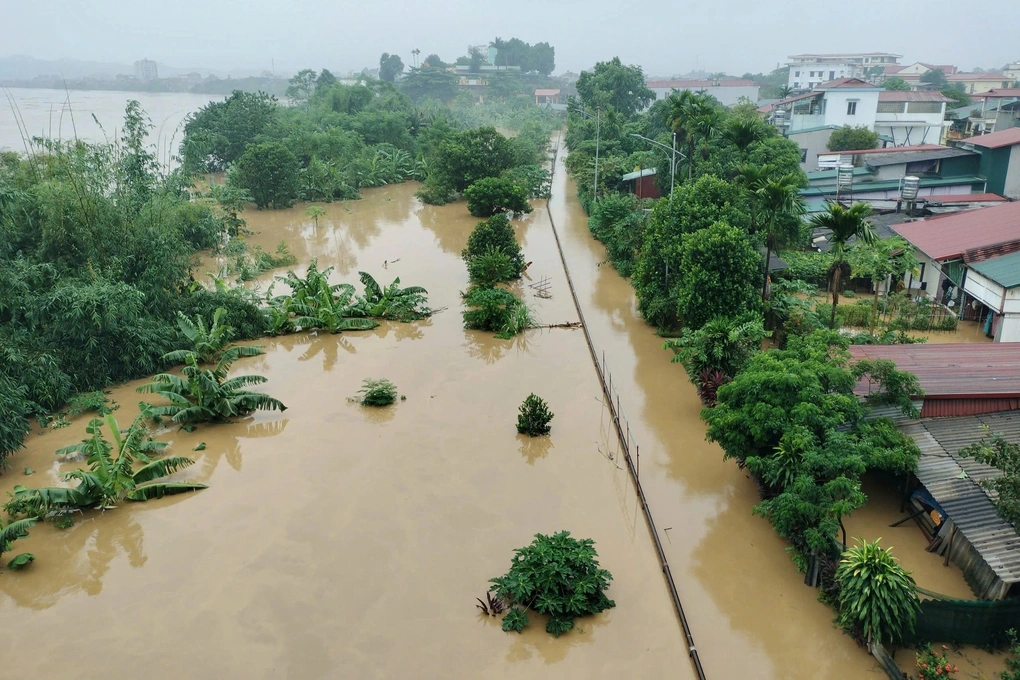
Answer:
[
  {"left": 464, "top": 177, "right": 532, "bottom": 217},
  {"left": 462, "top": 287, "right": 533, "bottom": 339},
  {"left": 462, "top": 213, "right": 525, "bottom": 276},
  {"left": 517, "top": 394, "right": 553, "bottom": 436},
  {"left": 835, "top": 538, "right": 919, "bottom": 646},
  {"left": 356, "top": 378, "right": 399, "bottom": 407},
  {"left": 467, "top": 247, "right": 516, "bottom": 288},
  {"left": 489, "top": 531, "right": 615, "bottom": 636}
]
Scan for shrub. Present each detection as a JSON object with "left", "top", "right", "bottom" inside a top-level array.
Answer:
[
  {"left": 499, "top": 300, "right": 536, "bottom": 339},
  {"left": 462, "top": 287, "right": 519, "bottom": 333},
  {"left": 501, "top": 165, "right": 551, "bottom": 199},
  {"left": 489, "top": 531, "right": 615, "bottom": 636},
  {"left": 675, "top": 222, "right": 762, "bottom": 331},
  {"left": 467, "top": 247, "right": 516, "bottom": 288},
  {"left": 663, "top": 314, "right": 767, "bottom": 381},
  {"left": 517, "top": 394, "right": 553, "bottom": 436},
  {"left": 229, "top": 141, "right": 301, "bottom": 209},
  {"left": 0, "top": 376, "right": 31, "bottom": 466},
  {"left": 1002, "top": 629, "right": 1020, "bottom": 680},
  {"left": 464, "top": 177, "right": 532, "bottom": 217},
  {"left": 835, "top": 304, "right": 871, "bottom": 328},
  {"left": 356, "top": 378, "right": 399, "bottom": 407},
  {"left": 462, "top": 213, "right": 525, "bottom": 276},
  {"left": 915, "top": 644, "right": 959, "bottom": 680},
  {"left": 835, "top": 538, "right": 920, "bottom": 645}
]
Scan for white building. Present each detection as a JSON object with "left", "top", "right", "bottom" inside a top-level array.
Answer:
[
  {"left": 646, "top": 79, "right": 760, "bottom": 107},
  {"left": 134, "top": 59, "right": 159, "bottom": 81},
  {"left": 1004, "top": 61, "right": 1020, "bottom": 82},
  {"left": 787, "top": 52, "right": 901, "bottom": 91},
  {"left": 874, "top": 91, "right": 950, "bottom": 146}
]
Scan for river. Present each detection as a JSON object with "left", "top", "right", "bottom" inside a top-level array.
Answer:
[
  {"left": 0, "top": 115, "right": 1009, "bottom": 676},
  {"left": 0, "top": 88, "right": 220, "bottom": 165}
]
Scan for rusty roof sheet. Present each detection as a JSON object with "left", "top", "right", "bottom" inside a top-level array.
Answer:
[
  {"left": 903, "top": 411, "right": 1020, "bottom": 585},
  {"left": 959, "top": 128, "right": 1020, "bottom": 149},
  {"left": 891, "top": 201, "right": 1020, "bottom": 260},
  {"left": 849, "top": 344, "right": 1020, "bottom": 398},
  {"left": 878, "top": 91, "right": 952, "bottom": 102}
]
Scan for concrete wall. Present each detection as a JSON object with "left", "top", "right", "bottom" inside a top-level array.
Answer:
[
  {"left": 875, "top": 106, "right": 946, "bottom": 145},
  {"left": 1004, "top": 147, "right": 1020, "bottom": 199},
  {"left": 788, "top": 63, "right": 853, "bottom": 90},
  {"left": 822, "top": 89, "right": 880, "bottom": 129},
  {"left": 787, "top": 127, "right": 834, "bottom": 171},
  {"left": 649, "top": 85, "right": 759, "bottom": 107},
  {"left": 903, "top": 251, "right": 943, "bottom": 296}
]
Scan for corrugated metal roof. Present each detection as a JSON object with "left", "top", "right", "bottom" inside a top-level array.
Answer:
[
  {"left": 960, "top": 128, "right": 1020, "bottom": 150},
  {"left": 848, "top": 344, "right": 1020, "bottom": 398},
  {"left": 863, "top": 148, "right": 975, "bottom": 167},
  {"left": 878, "top": 91, "right": 952, "bottom": 102},
  {"left": 814, "top": 78, "right": 879, "bottom": 90},
  {"left": 903, "top": 411, "right": 1020, "bottom": 585},
  {"left": 621, "top": 168, "right": 656, "bottom": 181},
  {"left": 969, "top": 250, "right": 1020, "bottom": 288},
  {"left": 892, "top": 201, "right": 1020, "bottom": 261},
  {"left": 819, "top": 144, "right": 948, "bottom": 156}
]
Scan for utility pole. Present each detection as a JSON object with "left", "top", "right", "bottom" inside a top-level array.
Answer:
[
  {"left": 593, "top": 107, "right": 601, "bottom": 203},
  {"left": 630, "top": 132, "right": 687, "bottom": 203}
]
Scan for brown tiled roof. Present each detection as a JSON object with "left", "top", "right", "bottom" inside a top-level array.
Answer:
[
  {"left": 892, "top": 201, "right": 1020, "bottom": 260},
  {"left": 878, "top": 91, "right": 951, "bottom": 102},
  {"left": 848, "top": 344, "right": 1020, "bottom": 399},
  {"left": 963, "top": 239, "right": 1020, "bottom": 265},
  {"left": 884, "top": 65, "right": 906, "bottom": 74},
  {"left": 960, "top": 128, "right": 1020, "bottom": 149}
]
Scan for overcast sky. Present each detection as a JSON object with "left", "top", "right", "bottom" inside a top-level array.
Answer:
[{"left": 2, "top": 0, "right": 1017, "bottom": 76}]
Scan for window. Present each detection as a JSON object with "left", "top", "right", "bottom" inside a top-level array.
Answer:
[
  {"left": 907, "top": 102, "right": 943, "bottom": 114},
  {"left": 846, "top": 100, "right": 858, "bottom": 115},
  {"left": 830, "top": 71, "right": 835, "bottom": 80},
  {"left": 794, "top": 71, "right": 800, "bottom": 77},
  {"left": 800, "top": 148, "right": 808, "bottom": 163},
  {"left": 906, "top": 159, "right": 939, "bottom": 174},
  {"left": 877, "top": 101, "right": 906, "bottom": 113},
  {"left": 793, "top": 82, "right": 800, "bottom": 89}
]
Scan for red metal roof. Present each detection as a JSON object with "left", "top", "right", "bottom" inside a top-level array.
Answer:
[
  {"left": 878, "top": 91, "right": 951, "bottom": 102},
  {"left": 646, "top": 79, "right": 756, "bottom": 88},
  {"left": 976, "top": 89, "right": 1020, "bottom": 99},
  {"left": 892, "top": 201, "right": 1020, "bottom": 261},
  {"left": 960, "top": 128, "right": 1020, "bottom": 149},
  {"left": 930, "top": 193, "right": 1008, "bottom": 204},
  {"left": 849, "top": 344, "right": 1020, "bottom": 399}
]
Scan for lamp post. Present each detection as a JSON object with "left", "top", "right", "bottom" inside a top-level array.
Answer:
[{"left": 630, "top": 132, "right": 687, "bottom": 201}]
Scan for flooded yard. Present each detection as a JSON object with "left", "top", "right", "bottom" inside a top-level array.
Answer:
[{"left": 0, "top": 183, "right": 692, "bottom": 678}]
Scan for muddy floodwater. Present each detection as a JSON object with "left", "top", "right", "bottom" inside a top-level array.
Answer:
[{"left": 2, "top": 137, "right": 1009, "bottom": 678}]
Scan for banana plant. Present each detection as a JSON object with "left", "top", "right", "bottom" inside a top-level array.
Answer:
[
  {"left": 0, "top": 517, "right": 37, "bottom": 560},
  {"left": 3, "top": 414, "right": 206, "bottom": 519},
  {"left": 354, "top": 272, "right": 431, "bottom": 321},
  {"left": 164, "top": 307, "right": 240, "bottom": 364},
  {"left": 138, "top": 346, "right": 287, "bottom": 424}
]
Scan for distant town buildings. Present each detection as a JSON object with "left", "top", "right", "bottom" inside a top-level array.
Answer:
[
  {"left": 787, "top": 52, "right": 901, "bottom": 91},
  {"left": 133, "top": 59, "right": 158, "bottom": 81},
  {"left": 646, "top": 79, "right": 759, "bottom": 107}
]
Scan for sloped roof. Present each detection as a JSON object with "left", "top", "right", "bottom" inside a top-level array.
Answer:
[
  {"left": 960, "top": 128, "right": 1020, "bottom": 149},
  {"left": 878, "top": 91, "right": 951, "bottom": 102},
  {"left": 884, "top": 65, "right": 906, "bottom": 75},
  {"left": 969, "top": 251, "right": 1020, "bottom": 288},
  {"left": 534, "top": 89, "right": 560, "bottom": 96},
  {"left": 815, "top": 77, "right": 878, "bottom": 90},
  {"left": 848, "top": 344, "right": 1020, "bottom": 398},
  {"left": 977, "top": 89, "right": 1020, "bottom": 99},
  {"left": 819, "top": 144, "right": 947, "bottom": 156},
  {"left": 621, "top": 168, "right": 656, "bottom": 181},
  {"left": 892, "top": 201, "right": 1020, "bottom": 260},
  {"left": 948, "top": 72, "right": 1013, "bottom": 81}
]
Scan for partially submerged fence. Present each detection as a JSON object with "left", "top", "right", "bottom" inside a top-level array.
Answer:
[
  {"left": 545, "top": 136, "right": 707, "bottom": 680},
  {"left": 910, "top": 588, "right": 1020, "bottom": 646}
]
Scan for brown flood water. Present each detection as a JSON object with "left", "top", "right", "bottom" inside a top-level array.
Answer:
[{"left": 0, "top": 184, "right": 693, "bottom": 677}]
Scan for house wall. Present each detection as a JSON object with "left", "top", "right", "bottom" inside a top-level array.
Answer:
[
  {"left": 786, "top": 128, "right": 835, "bottom": 171},
  {"left": 1004, "top": 147, "right": 1020, "bottom": 199},
  {"left": 999, "top": 288, "right": 1020, "bottom": 342},
  {"left": 953, "top": 78, "right": 1014, "bottom": 94},
  {"left": 978, "top": 146, "right": 1012, "bottom": 196},
  {"left": 822, "top": 89, "right": 880, "bottom": 129},
  {"left": 788, "top": 64, "right": 853, "bottom": 90},
  {"left": 874, "top": 104, "right": 947, "bottom": 145},
  {"left": 963, "top": 269, "right": 1006, "bottom": 310},
  {"left": 904, "top": 250, "right": 943, "bottom": 295}
]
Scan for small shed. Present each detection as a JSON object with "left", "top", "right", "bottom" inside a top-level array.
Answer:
[
  {"left": 898, "top": 411, "right": 1020, "bottom": 600},
  {"left": 534, "top": 88, "right": 562, "bottom": 105},
  {"left": 621, "top": 168, "right": 660, "bottom": 199}
]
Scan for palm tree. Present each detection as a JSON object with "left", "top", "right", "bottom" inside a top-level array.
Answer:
[
  {"left": 138, "top": 346, "right": 287, "bottom": 424},
  {"left": 667, "top": 91, "right": 720, "bottom": 180},
  {"left": 164, "top": 307, "right": 244, "bottom": 364},
  {"left": 778, "top": 85, "right": 794, "bottom": 99},
  {"left": 724, "top": 117, "right": 768, "bottom": 151},
  {"left": 756, "top": 175, "right": 807, "bottom": 302},
  {"left": 809, "top": 201, "right": 878, "bottom": 328},
  {"left": 4, "top": 414, "right": 206, "bottom": 518}
]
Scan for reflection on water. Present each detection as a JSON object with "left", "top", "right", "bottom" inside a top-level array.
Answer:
[{"left": 517, "top": 433, "right": 554, "bottom": 465}]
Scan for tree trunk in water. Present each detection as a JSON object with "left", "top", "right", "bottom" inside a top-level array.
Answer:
[
  {"left": 830, "top": 267, "right": 842, "bottom": 329},
  {"left": 761, "top": 244, "right": 772, "bottom": 303}
]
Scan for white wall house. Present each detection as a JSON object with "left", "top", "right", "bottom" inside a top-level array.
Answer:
[
  {"left": 787, "top": 52, "right": 901, "bottom": 91},
  {"left": 963, "top": 254, "right": 1020, "bottom": 342},
  {"left": 874, "top": 91, "right": 950, "bottom": 146},
  {"left": 646, "top": 80, "right": 760, "bottom": 107}
]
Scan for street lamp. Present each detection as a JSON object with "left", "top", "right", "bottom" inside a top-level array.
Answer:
[{"left": 630, "top": 132, "right": 687, "bottom": 200}]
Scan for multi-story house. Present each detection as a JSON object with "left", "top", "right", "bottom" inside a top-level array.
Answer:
[
  {"left": 787, "top": 52, "right": 901, "bottom": 91},
  {"left": 874, "top": 91, "right": 950, "bottom": 146},
  {"left": 645, "top": 79, "right": 760, "bottom": 107},
  {"left": 133, "top": 59, "right": 158, "bottom": 81},
  {"left": 946, "top": 72, "right": 1015, "bottom": 94}
]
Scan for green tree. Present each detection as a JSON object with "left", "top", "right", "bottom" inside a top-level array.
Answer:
[
  {"left": 423, "top": 53, "right": 446, "bottom": 68},
  {"left": 516, "top": 394, "right": 554, "bottom": 436},
  {"left": 959, "top": 433, "right": 1020, "bottom": 530},
  {"left": 229, "top": 141, "right": 301, "bottom": 209},
  {"left": 675, "top": 222, "right": 762, "bottom": 330},
  {"left": 305, "top": 204, "right": 327, "bottom": 227},
  {"left": 747, "top": 171, "right": 807, "bottom": 302},
  {"left": 464, "top": 176, "right": 532, "bottom": 217},
  {"left": 883, "top": 77, "right": 911, "bottom": 91},
  {"left": 836, "top": 539, "right": 920, "bottom": 645},
  {"left": 664, "top": 314, "right": 768, "bottom": 380},
  {"left": 848, "top": 236, "right": 918, "bottom": 334},
  {"left": 419, "top": 126, "right": 517, "bottom": 203},
  {"left": 809, "top": 201, "right": 878, "bottom": 328},
  {"left": 941, "top": 85, "right": 972, "bottom": 109},
  {"left": 667, "top": 90, "right": 723, "bottom": 180},
  {"left": 827, "top": 126, "right": 880, "bottom": 152},
  {"left": 287, "top": 68, "right": 318, "bottom": 100},
  {"left": 379, "top": 53, "right": 405, "bottom": 82},
  {"left": 315, "top": 69, "right": 337, "bottom": 92},
  {"left": 576, "top": 57, "right": 655, "bottom": 116},
  {"left": 400, "top": 66, "right": 459, "bottom": 102},
  {"left": 137, "top": 346, "right": 287, "bottom": 425},
  {"left": 0, "top": 375, "right": 30, "bottom": 465},
  {"left": 920, "top": 68, "right": 948, "bottom": 87},
  {"left": 462, "top": 212, "right": 525, "bottom": 275},
  {"left": 529, "top": 42, "right": 556, "bottom": 76},
  {"left": 489, "top": 531, "right": 615, "bottom": 636},
  {"left": 182, "top": 90, "right": 279, "bottom": 171}
]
